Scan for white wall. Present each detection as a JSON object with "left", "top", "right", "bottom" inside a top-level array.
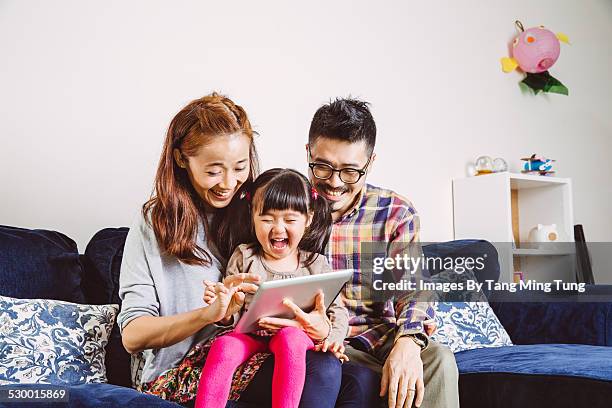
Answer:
[{"left": 1, "top": 1, "right": 611, "bottom": 256}]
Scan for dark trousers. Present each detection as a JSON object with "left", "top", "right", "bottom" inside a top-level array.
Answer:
[
  {"left": 337, "top": 362, "right": 382, "bottom": 407},
  {"left": 225, "top": 350, "right": 342, "bottom": 408}
]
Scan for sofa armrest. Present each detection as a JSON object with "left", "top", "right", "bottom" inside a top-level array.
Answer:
[{"left": 490, "top": 286, "right": 612, "bottom": 346}]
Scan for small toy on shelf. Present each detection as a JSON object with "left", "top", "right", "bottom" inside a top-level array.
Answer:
[
  {"left": 467, "top": 156, "right": 508, "bottom": 176},
  {"left": 493, "top": 157, "right": 508, "bottom": 173},
  {"left": 475, "top": 156, "right": 493, "bottom": 175},
  {"left": 528, "top": 224, "right": 560, "bottom": 249},
  {"left": 521, "top": 154, "right": 555, "bottom": 175}
]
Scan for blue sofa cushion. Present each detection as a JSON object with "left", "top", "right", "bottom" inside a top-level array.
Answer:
[
  {"left": 430, "top": 302, "right": 513, "bottom": 352},
  {"left": 491, "top": 299, "right": 612, "bottom": 346},
  {"left": 0, "top": 296, "right": 118, "bottom": 386},
  {"left": 81, "top": 228, "right": 130, "bottom": 388},
  {"left": 0, "top": 383, "right": 182, "bottom": 407},
  {"left": 456, "top": 344, "right": 612, "bottom": 408},
  {"left": 0, "top": 226, "right": 84, "bottom": 303},
  {"left": 81, "top": 228, "right": 129, "bottom": 306}
]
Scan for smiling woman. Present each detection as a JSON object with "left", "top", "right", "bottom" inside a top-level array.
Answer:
[
  {"left": 144, "top": 92, "right": 259, "bottom": 265},
  {"left": 174, "top": 133, "right": 251, "bottom": 210},
  {"left": 117, "top": 93, "right": 344, "bottom": 408},
  {"left": 118, "top": 93, "right": 261, "bottom": 386}
]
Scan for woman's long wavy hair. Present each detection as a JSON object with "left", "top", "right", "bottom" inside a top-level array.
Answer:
[
  {"left": 143, "top": 92, "right": 259, "bottom": 265},
  {"left": 215, "top": 168, "right": 332, "bottom": 266}
]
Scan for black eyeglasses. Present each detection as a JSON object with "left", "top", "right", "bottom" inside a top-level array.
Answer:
[{"left": 307, "top": 146, "right": 372, "bottom": 184}]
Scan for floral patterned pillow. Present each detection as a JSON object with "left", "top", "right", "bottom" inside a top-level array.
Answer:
[
  {"left": 0, "top": 295, "right": 118, "bottom": 385},
  {"left": 430, "top": 302, "right": 513, "bottom": 353}
]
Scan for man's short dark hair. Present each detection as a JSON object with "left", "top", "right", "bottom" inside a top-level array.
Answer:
[{"left": 308, "top": 97, "right": 376, "bottom": 154}]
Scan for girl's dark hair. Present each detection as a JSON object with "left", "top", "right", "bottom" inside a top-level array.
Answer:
[{"left": 215, "top": 168, "right": 332, "bottom": 265}]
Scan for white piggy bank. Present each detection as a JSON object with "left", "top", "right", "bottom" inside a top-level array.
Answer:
[{"left": 528, "top": 224, "right": 559, "bottom": 248}]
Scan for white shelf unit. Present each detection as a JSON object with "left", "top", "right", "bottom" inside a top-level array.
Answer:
[{"left": 453, "top": 172, "right": 575, "bottom": 283}]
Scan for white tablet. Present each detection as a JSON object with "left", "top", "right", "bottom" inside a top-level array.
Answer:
[{"left": 234, "top": 269, "right": 353, "bottom": 334}]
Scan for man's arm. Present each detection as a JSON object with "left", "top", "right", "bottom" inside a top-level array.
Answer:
[
  {"left": 388, "top": 204, "right": 435, "bottom": 347},
  {"left": 382, "top": 202, "right": 433, "bottom": 408}
]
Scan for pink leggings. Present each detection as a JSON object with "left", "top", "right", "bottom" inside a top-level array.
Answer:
[{"left": 195, "top": 327, "right": 315, "bottom": 408}]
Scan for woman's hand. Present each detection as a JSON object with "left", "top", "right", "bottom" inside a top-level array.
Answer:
[
  {"left": 204, "top": 273, "right": 260, "bottom": 322},
  {"left": 203, "top": 283, "right": 217, "bottom": 304},
  {"left": 257, "top": 291, "right": 331, "bottom": 341}
]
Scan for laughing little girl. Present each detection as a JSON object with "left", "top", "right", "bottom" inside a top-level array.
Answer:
[{"left": 195, "top": 168, "right": 349, "bottom": 408}]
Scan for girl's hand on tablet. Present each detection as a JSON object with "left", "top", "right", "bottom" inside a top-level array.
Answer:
[{"left": 258, "top": 291, "right": 331, "bottom": 341}]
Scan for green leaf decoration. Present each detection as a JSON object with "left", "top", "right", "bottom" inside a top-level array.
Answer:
[
  {"left": 544, "top": 74, "right": 569, "bottom": 95},
  {"left": 518, "top": 81, "right": 532, "bottom": 94},
  {"left": 521, "top": 71, "right": 569, "bottom": 96}
]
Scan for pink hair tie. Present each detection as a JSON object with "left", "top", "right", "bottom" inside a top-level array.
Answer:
[{"left": 311, "top": 188, "right": 319, "bottom": 200}]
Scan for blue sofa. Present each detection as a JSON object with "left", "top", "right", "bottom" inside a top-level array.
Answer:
[
  {"left": 0, "top": 226, "right": 179, "bottom": 408},
  {"left": 1, "top": 225, "right": 611, "bottom": 408},
  {"left": 425, "top": 240, "right": 612, "bottom": 408},
  {"left": 460, "top": 297, "right": 612, "bottom": 407}
]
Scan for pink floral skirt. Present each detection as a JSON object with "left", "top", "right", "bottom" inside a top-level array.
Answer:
[{"left": 137, "top": 330, "right": 271, "bottom": 404}]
